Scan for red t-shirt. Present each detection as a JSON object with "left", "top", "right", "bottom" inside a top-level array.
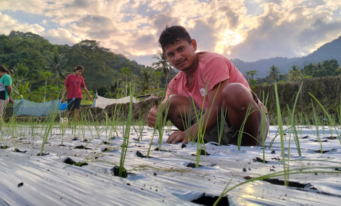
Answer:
[
  {"left": 164, "top": 52, "right": 251, "bottom": 109},
  {"left": 64, "top": 74, "right": 86, "bottom": 99}
]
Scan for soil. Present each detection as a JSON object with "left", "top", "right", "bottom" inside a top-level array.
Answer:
[
  {"left": 13, "top": 148, "right": 26, "bottom": 153},
  {"left": 74, "top": 145, "right": 91, "bottom": 150},
  {"left": 191, "top": 193, "right": 229, "bottom": 206},
  {"left": 111, "top": 166, "right": 128, "bottom": 178},
  {"left": 262, "top": 178, "right": 308, "bottom": 188}
]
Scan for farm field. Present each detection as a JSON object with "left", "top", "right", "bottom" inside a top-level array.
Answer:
[{"left": 0, "top": 124, "right": 340, "bottom": 206}]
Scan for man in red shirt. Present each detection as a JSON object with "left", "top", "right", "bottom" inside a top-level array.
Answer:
[{"left": 147, "top": 26, "right": 269, "bottom": 146}]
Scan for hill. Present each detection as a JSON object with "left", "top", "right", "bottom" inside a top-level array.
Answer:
[{"left": 231, "top": 36, "right": 341, "bottom": 78}]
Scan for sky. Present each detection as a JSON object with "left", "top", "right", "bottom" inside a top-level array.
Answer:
[{"left": 0, "top": 0, "right": 341, "bottom": 66}]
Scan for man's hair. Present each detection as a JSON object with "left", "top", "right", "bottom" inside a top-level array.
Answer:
[
  {"left": 158, "top": 26, "right": 192, "bottom": 51},
  {"left": 74, "top": 65, "right": 84, "bottom": 72},
  {"left": 0, "top": 65, "right": 11, "bottom": 75}
]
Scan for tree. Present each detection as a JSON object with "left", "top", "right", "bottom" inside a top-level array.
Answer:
[
  {"left": 249, "top": 70, "right": 258, "bottom": 79},
  {"left": 39, "top": 71, "right": 53, "bottom": 103},
  {"left": 46, "top": 49, "right": 67, "bottom": 86},
  {"left": 120, "top": 67, "right": 132, "bottom": 96},
  {"left": 137, "top": 68, "right": 153, "bottom": 92},
  {"left": 288, "top": 65, "right": 302, "bottom": 82},
  {"left": 267, "top": 65, "right": 281, "bottom": 82},
  {"left": 152, "top": 52, "right": 173, "bottom": 84},
  {"left": 245, "top": 71, "right": 250, "bottom": 81}
]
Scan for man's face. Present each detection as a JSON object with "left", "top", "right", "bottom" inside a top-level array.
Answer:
[{"left": 164, "top": 38, "right": 197, "bottom": 72}]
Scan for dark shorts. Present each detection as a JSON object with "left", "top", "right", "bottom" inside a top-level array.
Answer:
[
  {"left": 186, "top": 91, "right": 269, "bottom": 145},
  {"left": 67, "top": 98, "right": 82, "bottom": 111}
]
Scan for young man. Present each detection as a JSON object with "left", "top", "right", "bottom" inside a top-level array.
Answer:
[{"left": 147, "top": 26, "right": 269, "bottom": 146}]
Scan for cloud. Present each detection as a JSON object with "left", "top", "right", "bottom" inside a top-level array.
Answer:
[
  {"left": 0, "top": 12, "right": 45, "bottom": 35},
  {"left": 0, "top": 0, "right": 340, "bottom": 65},
  {"left": 45, "top": 28, "right": 81, "bottom": 45}
]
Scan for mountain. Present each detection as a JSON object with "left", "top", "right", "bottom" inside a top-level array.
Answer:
[{"left": 231, "top": 36, "right": 341, "bottom": 78}]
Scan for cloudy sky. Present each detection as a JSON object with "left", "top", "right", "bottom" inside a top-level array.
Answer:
[{"left": 0, "top": 0, "right": 341, "bottom": 66}]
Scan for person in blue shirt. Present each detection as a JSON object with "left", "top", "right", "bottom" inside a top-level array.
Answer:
[{"left": 0, "top": 65, "right": 14, "bottom": 130}]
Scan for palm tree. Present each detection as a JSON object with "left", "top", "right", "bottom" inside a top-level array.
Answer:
[
  {"left": 249, "top": 70, "right": 258, "bottom": 79},
  {"left": 268, "top": 65, "right": 281, "bottom": 82},
  {"left": 152, "top": 52, "right": 173, "bottom": 84},
  {"left": 40, "top": 71, "right": 53, "bottom": 103},
  {"left": 120, "top": 67, "right": 132, "bottom": 96},
  {"left": 288, "top": 65, "right": 302, "bottom": 82},
  {"left": 245, "top": 71, "right": 250, "bottom": 81},
  {"left": 46, "top": 50, "right": 67, "bottom": 86},
  {"left": 137, "top": 68, "right": 153, "bottom": 92}
]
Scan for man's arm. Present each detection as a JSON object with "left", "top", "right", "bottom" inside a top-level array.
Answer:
[
  {"left": 6, "top": 85, "right": 14, "bottom": 104},
  {"left": 166, "top": 79, "right": 230, "bottom": 143}
]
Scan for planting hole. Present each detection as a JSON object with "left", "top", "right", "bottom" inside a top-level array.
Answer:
[
  {"left": 262, "top": 178, "right": 308, "bottom": 188},
  {"left": 191, "top": 193, "right": 229, "bottom": 206}
]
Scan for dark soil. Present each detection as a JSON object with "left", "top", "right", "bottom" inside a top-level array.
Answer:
[
  {"left": 191, "top": 193, "right": 229, "bottom": 206},
  {"left": 82, "top": 139, "right": 88, "bottom": 142},
  {"left": 313, "top": 139, "right": 328, "bottom": 142},
  {"left": 181, "top": 144, "right": 187, "bottom": 148},
  {"left": 64, "top": 157, "right": 88, "bottom": 167},
  {"left": 102, "top": 141, "right": 110, "bottom": 145},
  {"left": 13, "top": 148, "right": 26, "bottom": 153},
  {"left": 136, "top": 151, "right": 148, "bottom": 158},
  {"left": 37, "top": 152, "right": 50, "bottom": 156},
  {"left": 17, "top": 182, "right": 24, "bottom": 188},
  {"left": 325, "top": 136, "right": 337, "bottom": 140},
  {"left": 314, "top": 149, "right": 336, "bottom": 153},
  {"left": 301, "top": 136, "right": 309, "bottom": 139},
  {"left": 262, "top": 178, "right": 308, "bottom": 188},
  {"left": 72, "top": 137, "right": 78, "bottom": 141},
  {"left": 0, "top": 145, "right": 9, "bottom": 149},
  {"left": 74, "top": 145, "right": 91, "bottom": 150},
  {"left": 59, "top": 144, "right": 66, "bottom": 146},
  {"left": 154, "top": 147, "right": 167, "bottom": 152},
  {"left": 101, "top": 148, "right": 113, "bottom": 152},
  {"left": 187, "top": 162, "right": 203, "bottom": 168},
  {"left": 191, "top": 149, "right": 210, "bottom": 156},
  {"left": 111, "top": 166, "right": 128, "bottom": 178},
  {"left": 253, "top": 157, "right": 268, "bottom": 163}
]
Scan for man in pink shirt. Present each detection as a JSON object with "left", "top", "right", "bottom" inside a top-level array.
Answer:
[{"left": 148, "top": 26, "right": 269, "bottom": 146}]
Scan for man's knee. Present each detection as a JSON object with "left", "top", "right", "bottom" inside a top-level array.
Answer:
[{"left": 222, "top": 83, "right": 254, "bottom": 108}]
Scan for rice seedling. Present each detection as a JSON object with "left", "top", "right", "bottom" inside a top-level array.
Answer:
[
  {"left": 118, "top": 84, "right": 134, "bottom": 177},
  {"left": 216, "top": 108, "right": 227, "bottom": 146},
  {"left": 191, "top": 83, "right": 220, "bottom": 167},
  {"left": 179, "top": 105, "right": 193, "bottom": 144},
  {"left": 309, "top": 92, "right": 341, "bottom": 145},
  {"left": 274, "top": 82, "right": 288, "bottom": 185},
  {"left": 39, "top": 102, "right": 59, "bottom": 156}
]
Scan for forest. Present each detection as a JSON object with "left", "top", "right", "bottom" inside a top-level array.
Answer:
[{"left": 0, "top": 31, "right": 176, "bottom": 103}]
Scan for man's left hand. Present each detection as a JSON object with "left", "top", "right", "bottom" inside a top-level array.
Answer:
[
  {"left": 9, "top": 97, "right": 14, "bottom": 104},
  {"left": 166, "top": 131, "right": 189, "bottom": 144}
]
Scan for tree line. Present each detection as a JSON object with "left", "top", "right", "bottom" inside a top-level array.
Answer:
[
  {"left": 245, "top": 59, "right": 341, "bottom": 86},
  {"left": 0, "top": 31, "right": 175, "bottom": 103}
]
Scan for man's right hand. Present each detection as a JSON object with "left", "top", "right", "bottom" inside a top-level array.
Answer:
[{"left": 147, "top": 100, "right": 159, "bottom": 128}]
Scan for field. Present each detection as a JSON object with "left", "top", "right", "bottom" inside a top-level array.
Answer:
[{"left": 0, "top": 122, "right": 340, "bottom": 206}]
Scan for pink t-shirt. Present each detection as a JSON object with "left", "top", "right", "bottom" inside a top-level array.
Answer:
[{"left": 164, "top": 52, "right": 250, "bottom": 109}]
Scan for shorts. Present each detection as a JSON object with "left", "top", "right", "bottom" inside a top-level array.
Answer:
[
  {"left": 67, "top": 98, "right": 82, "bottom": 111},
  {"left": 0, "top": 99, "right": 9, "bottom": 116},
  {"left": 186, "top": 91, "right": 269, "bottom": 145}
]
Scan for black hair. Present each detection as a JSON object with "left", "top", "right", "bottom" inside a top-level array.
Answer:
[
  {"left": 74, "top": 65, "right": 84, "bottom": 72},
  {"left": 0, "top": 65, "right": 11, "bottom": 75},
  {"left": 158, "top": 25, "right": 192, "bottom": 51}
]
